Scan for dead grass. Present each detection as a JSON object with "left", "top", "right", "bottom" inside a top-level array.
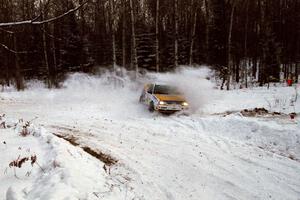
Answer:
[{"left": 215, "top": 107, "right": 286, "bottom": 118}]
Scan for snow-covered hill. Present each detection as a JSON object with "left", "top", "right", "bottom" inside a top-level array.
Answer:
[{"left": 1, "top": 67, "right": 300, "bottom": 200}]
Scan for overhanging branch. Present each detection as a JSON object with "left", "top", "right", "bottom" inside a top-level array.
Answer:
[{"left": 0, "top": 0, "right": 90, "bottom": 27}]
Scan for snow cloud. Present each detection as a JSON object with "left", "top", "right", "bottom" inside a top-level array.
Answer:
[
  {"left": 1, "top": 66, "right": 218, "bottom": 118},
  {"left": 148, "top": 66, "right": 217, "bottom": 113}
]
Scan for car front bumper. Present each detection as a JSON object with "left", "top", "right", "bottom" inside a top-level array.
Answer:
[{"left": 156, "top": 104, "right": 188, "bottom": 112}]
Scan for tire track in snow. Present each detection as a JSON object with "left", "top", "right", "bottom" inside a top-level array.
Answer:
[{"left": 46, "top": 117, "right": 300, "bottom": 200}]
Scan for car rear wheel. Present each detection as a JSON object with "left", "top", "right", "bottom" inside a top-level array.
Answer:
[
  {"left": 139, "top": 94, "right": 145, "bottom": 103},
  {"left": 148, "top": 102, "right": 155, "bottom": 112}
]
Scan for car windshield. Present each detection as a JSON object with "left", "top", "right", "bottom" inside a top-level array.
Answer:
[{"left": 153, "top": 85, "right": 181, "bottom": 95}]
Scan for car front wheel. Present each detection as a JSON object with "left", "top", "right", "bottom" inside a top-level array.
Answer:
[{"left": 148, "top": 102, "right": 155, "bottom": 112}]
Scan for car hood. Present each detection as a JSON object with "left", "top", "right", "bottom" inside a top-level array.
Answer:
[{"left": 154, "top": 94, "right": 186, "bottom": 102}]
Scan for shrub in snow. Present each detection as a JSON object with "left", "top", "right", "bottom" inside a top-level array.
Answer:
[
  {"left": 9, "top": 154, "right": 37, "bottom": 169},
  {"left": 8, "top": 153, "right": 44, "bottom": 178},
  {"left": 20, "top": 121, "right": 31, "bottom": 137},
  {"left": 16, "top": 119, "right": 38, "bottom": 137}
]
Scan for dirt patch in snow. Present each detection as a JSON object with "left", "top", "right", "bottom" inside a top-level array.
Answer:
[
  {"left": 82, "top": 146, "right": 117, "bottom": 166},
  {"left": 53, "top": 133, "right": 118, "bottom": 166},
  {"left": 216, "top": 108, "right": 298, "bottom": 119},
  {"left": 53, "top": 133, "right": 79, "bottom": 146},
  {"left": 240, "top": 108, "right": 281, "bottom": 117}
]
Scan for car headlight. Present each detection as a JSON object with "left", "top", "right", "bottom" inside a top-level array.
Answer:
[
  {"left": 159, "top": 101, "right": 166, "bottom": 105},
  {"left": 182, "top": 102, "right": 189, "bottom": 106}
]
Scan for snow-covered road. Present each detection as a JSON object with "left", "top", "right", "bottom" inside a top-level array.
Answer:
[
  {"left": 1, "top": 68, "right": 300, "bottom": 200},
  {"left": 46, "top": 115, "right": 300, "bottom": 200}
]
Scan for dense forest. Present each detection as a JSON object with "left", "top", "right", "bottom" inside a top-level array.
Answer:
[{"left": 0, "top": 0, "right": 299, "bottom": 90}]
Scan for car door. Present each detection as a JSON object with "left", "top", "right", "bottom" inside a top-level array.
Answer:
[{"left": 145, "top": 84, "right": 154, "bottom": 105}]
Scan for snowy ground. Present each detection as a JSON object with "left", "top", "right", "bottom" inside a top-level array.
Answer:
[{"left": 1, "top": 67, "right": 300, "bottom": 200}]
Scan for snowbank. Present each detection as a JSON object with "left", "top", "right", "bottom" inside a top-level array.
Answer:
[{"left": 0, "top": 116, "right": 131, "bottom": 200}]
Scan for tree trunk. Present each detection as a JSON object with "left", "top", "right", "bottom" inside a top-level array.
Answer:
[
  {"left": 226, "top": 2, "right": 235, "bottom": 90},
  {"left": 40, "top": 0, "right": 51, "bottom": 88},
  {"left": 5, "top": 55, "right": 10, "bottom": 86},
  {"left": 174, "top": 0, "right": 178, "bottom": 67},
  {"left": 122, "top": 0, "right": 126, "bottom": 69},
  {"left": 189, "top": 0, "right": 197, "bottom": 66},
  {"left": 296, "top": 63, "right": 299, "bottom": 83},
  {"left": 155, "top": 0, "right": 160, "bottom": 72},
  {"left": 294, "top": 0, "right": 299, "bottom": 83},
  {"left": 110, "top": 0, "right": 116, "bottom": 71},
  {"left": 13, "top": 34, "right": 24, "bottom": 90},
  {"left": 204, "top": 0, "right": 210, "bottom": 63},
  {"left": 259, "top": 0, "right": 267, "bottom": 86},
  {"left": 79, "top": 0, "right": 85, "bottom": 69},
  {"left": 42, "top": 24, "right": 50, "bottom": 87},
  {"left": 51, "top": 24, "right": 57, "bottom": 87},
  {"left": 244, "top": 0, "right": 249, "bottom": 88},
  {"left": 129, "top": 0, "right": 138, "bottom": 77}
]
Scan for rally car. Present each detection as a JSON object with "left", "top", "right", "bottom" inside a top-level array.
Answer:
[{"left": 139, "top": 83, "right": 189, "bottom": 113}]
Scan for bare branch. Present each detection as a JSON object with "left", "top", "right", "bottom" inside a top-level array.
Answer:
[
  {"left": 0, "top": 27, "right": 14, "bottom": 34},
  {"left": 40, "top": 26, "right": 63, "bottom": 41},
  {"left": 0, "top": 42, "right": 36, "bottom": 54},
  {"left": 0, "top": 0, "right": 90, "bottom": 27}
]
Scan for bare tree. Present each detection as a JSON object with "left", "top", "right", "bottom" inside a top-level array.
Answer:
[
  {"left": 122, "top": 0, "right": 126, "bottom": 68},
  {"left": 227, "top": 1, "right": 236, "bottom": 90},
  {"left": 13, "top": 33, "right": 24, "bottom": 90},
  {"left": 189, "top": 0, "right": 198, "bottom": 65},
  {"left": 155, "top": 0, "right": 160, "bottom": 72},
  {"left": 109, "top": 0, "right": 117, "bottom": 71},
  {"left": 0, "top": 0, "right": 298, "bottom": 88},
  {"left": 40, "top": 0, "right": 51, "bottom": 88},
  {"left": 243, "top": 0, "right": 249, "bottom": 88},
  {"left": 50, "top": 24, "right": 57, "bottom": 86},
  {"left": 129, "top": 0, "right": 138, "bottom": 77},
  {"left": 204, "top": 0, "right": 210, "bottom": 63},
  {"left": 174, "top": 0, "right": 178, "bottom": 67}
]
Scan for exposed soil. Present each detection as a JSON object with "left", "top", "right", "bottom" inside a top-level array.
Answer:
[
  {"left": 215, "top": 107, "right": 298, "bottom": 119},
  {"left": 240, "top": 107, "right": 281, "bottom": 117},
  {"left": 53, "top": 133, "right": 118, "bottom": 166},
  {"left": 82, "top": 146, "right": 117, "bottom": 166},
  {"left": 53, "top": 133, "right": 79, "bottom": 146}
]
